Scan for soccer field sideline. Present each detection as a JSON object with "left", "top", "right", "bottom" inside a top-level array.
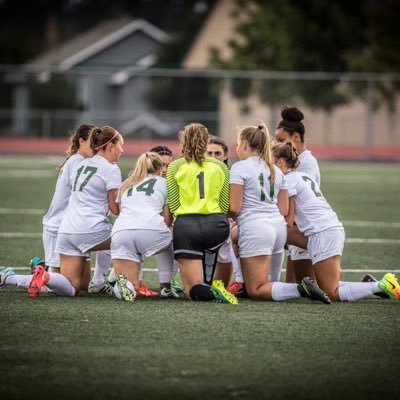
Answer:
[{"left": 3, "top": 266, "right": 400, "bottom": 273}]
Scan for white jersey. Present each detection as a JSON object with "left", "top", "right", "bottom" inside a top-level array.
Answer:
[
  {"left": 230, "top": 156, "right": 287, "bottom": 225},
  {"left": 298, "top": 150, "right": 320, "bottom": 186},
  {"left": 112, "top": 175, "right": 168, "bottom": 233},
  {"left": 285, "top": 171, "right": 342, "bottom": 236},
  {"left": 59, "top": 154, "right": 122, "bottom": 234},
  {"left": 42, "top": 153, "right": 84, "bottom": 233}
]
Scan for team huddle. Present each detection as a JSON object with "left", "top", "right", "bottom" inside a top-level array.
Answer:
[{"left": 1, "top": 106, "right": 400, "bottom": 304}]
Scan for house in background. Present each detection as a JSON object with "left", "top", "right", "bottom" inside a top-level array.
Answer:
[{"left": 13, "top": 18, "right": 182, "bottom": 138}]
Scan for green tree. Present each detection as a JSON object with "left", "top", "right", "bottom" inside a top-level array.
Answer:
[{"left": 211, "top": 0, "right": 399, "bottom": 111}]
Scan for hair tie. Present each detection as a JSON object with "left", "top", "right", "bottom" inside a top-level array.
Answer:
[
  {"left": 258, "top": 125, "right": 263, "bottom": 130},
  {"left": 94, "top": 131, "right": 120, "bottom": 151}
]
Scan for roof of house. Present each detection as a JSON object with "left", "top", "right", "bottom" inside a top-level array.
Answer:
[{"left": 28, "top": 18, "right": 169, "bottom": 70}]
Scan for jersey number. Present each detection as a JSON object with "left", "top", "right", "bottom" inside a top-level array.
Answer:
[
  {"left": 196, "top": 171, "right": 205, "bottom": 199},
  {"left": 127, "top": 178, "right": 156, "bottom": 197},
  {"left": 73, "top": 166, "right": 98, "bottom": 191},
  {"left": 258, "top": 173, "right": 274, "bottom": 201},
  {"left": 302, "top": 176, "right": 322, "bottom": 197}
]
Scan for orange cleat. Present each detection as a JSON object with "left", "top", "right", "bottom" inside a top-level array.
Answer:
[
  {"left": 226, "top": 281, "right": 243, "bottom": 295},
  {"left": 28, "top": 266, "right": 49, "bottom": 298},
  {"left": 137, "top": 281, "right": 159, "bottom": 297}
]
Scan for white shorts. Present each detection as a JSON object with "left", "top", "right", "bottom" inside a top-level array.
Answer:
[
  {"left": 288, "top": 245, "right": 310, "bottom": 261},
  {"left": 217, "top": 236, "right": 233, "bottom": 263},
  {"left": 56, "top": 228, "right": 112, "bottom": 258},
  {"left": 307, "top": 228, "right": 345, "bottom": 265},
  {"left": 238, "top": 217, "right": 287, "bottom": 258},
  {"left": 42, "top": 229, "right": 60, "bottom": 268},
  {"left": 111, "top": 228, "right": 172, "bottom": 263}
]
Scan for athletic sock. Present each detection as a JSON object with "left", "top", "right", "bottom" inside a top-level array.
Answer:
[
  {"left": 47, "top": 273, "right": 76, "bottom": 296},
  {"left": 271, "top": 282, "right": 301, "bottom": 301},
  {"left": 269, "top": 252, "right": 284, "bottom": 282},
  {"left": 92, "top": 250, "right": 111, "bottom": 285},
  {"left": 156, "top": 244, "right": 174, "bottom": 284},
  {"left": 338, "top": 282, "right": 379, "bottom": 301},
  {"left": 4, "top": 274, "right": 31, "bottom": 288},
  {"left": 108, "top": 267, "right": 116, "bottom": 283},
  {"left": 234, "top": 256, "right": 244, "bottom": 283}
]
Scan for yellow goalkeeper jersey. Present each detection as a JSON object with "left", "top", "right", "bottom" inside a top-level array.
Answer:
[{"left": 167, "top": 156, "right": 229, "bottom": 217}]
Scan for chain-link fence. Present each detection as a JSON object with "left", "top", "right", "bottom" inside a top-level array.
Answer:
[{"left": 1, "top": 65, "right": 399, "bottom": 149}]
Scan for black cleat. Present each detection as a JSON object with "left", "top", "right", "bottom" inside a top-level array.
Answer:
[
  {"left": 362, "top": 274, "right": 390, "bottom": 299},
  {"left": 298, "top": 277, "right": 332, "bottom": 304}
]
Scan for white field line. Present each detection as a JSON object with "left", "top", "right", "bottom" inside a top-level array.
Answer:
[
  {"left": 1, "top": 232, "right": 399, "bottom": 243},
  {"left": 343, "top": 220, "right": 400, "bottom": 228},
  {"left": 0, "top": 208, "right": 46, "bottom": 215},
  {"left": 323, "top": 175, "right": 400, "bottom": 184},
  {"left": 0, "top": 208, "right": 400, "bottom": 229},
  {"left": 0, "top": 170, "right": 56, "bottom": 178},
  {"left": 3, "top": 266, "right": 400, "bottom": 273}
]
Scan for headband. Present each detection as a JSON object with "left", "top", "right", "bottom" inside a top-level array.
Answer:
[{"left": 95, "top": 131, "right": 120, "bottom": 151}]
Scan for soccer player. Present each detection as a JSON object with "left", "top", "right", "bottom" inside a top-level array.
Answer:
[
  {"left": 273, "top": 141, "right": 400, "bottom": 301},
  {"left": 230, "top": 123, "right": 330, "bottom": 303},
  {"left": 27, "top": 126, "right": 124, "bottom": 298},
  {"left": 274, "top": 106, "right": 319, "bottom": 283},
  {"left": 0, "top": 124, "right": 96, "bottom": 292},
  {"left": 167, "top": 123, "right": 237, "bottom": 304},
  {"left": 111, "top": 152, "right": 173, "bottom": 301},
  {"left": 206, "top": 136, "right": 235, "bottom": 287},
  {"left": 147, "top": 145, "right": 182, "bottom": 298}
]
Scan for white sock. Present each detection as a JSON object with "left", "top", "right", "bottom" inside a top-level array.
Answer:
[
  {"left": 139, "top": 262, "right": 144, "bottom": 281},
  {"left": 156, "top": 244, "right": 174, "bottom": 283},
  {"left": 234, "top": 257, "right": 244, "bottom": 283},
  {"left": 5, "top": 274, "right": 32, "bottom": 288},
  {"left": 92, "top": 250, "right": 111, "bottom": 285},
  {"left": 269, "top": 252, "right": 284, "bottom": 282},
  {"left": 108, "top": 267, "right": 116, "bottom": 283},
  {"left": 47, "top": 273, "right": 76, "bottom": 296},
  {"left": 172, "top": 260, "right": 179, "bottom": 278},
  {"left": 338, "top": 282, "right": 379, "bottom": 302},
  {"left": 271, "top": 282, "right": 301, "bottom": 301}
]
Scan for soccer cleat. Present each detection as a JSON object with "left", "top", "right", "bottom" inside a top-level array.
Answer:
[
  {"left": 88, "top": 280, "right": 114, "bottom": 295},
  {"left": 171, "top": 278, "right": 184, "bottom": 293},
  {"left": 0, "top": 267, "right": 16, "bottom": 288},
  {"left": 226, "top": 281, "right": 243, "bottom": 295},
  {"left": 116, "top": 273, "right": 135, "bottom": 302},
  {"left": 362, "top": 274, "right": 390, "bottom": 299},
  {"left": 211, "top": 280, "right": 238, "bottom": 304},
  {"left": 378, "top": 273, "right": 400, "bottom": 299},
  {"left": 30, "top": 257, "right": 47, "bottom": 273},
  {"left": 28, "top": 266, "right": 49, "bottom": 298},
  {"left": 298, "top": 277, "right": 332, "bottom": 304},
  {"left": 137, "top": 281, "right": 159, "bottom": 297},
  {"left": 160, "top": 287, "right": 179, "bottom": 299}
]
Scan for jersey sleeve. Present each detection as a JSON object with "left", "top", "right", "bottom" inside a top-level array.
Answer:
[
  {"left": 166, "top": 158, "right": 183, "bottom": 215},
  {"left": 230, "top": 161, "right": 246, "bottom": 186},
  {"left": 106, "top": 165, "right": 122, "bottom": 191},
  {"left": 219, "top": 162, "right": 230, "bottom": 213},
  {"left": 286, "top": 174, "right": 297, "bottom": 197}
]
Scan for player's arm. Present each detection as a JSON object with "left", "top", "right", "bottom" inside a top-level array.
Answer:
[
  {"left": 166, "top": 160, "right": 181, "bottom": 215},
  {"left": 108, "top": 188, "right": 120, "bottom": 215},
  {"left": 219, "top": 163, "right": 230, "bottom": 214},
  {"left": 277, "top": 188, "right": 289, "bottom": 217},
  {"left": 285, "top": 196, "right": 295, "bottom": 227},
  {"left": 229, "top": 183, "right": 243, "bottom": 220},
  {"left": 161, "top": 204, "right": 173, "bottom": 227}
]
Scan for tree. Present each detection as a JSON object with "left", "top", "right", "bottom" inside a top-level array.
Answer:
[{"left": 210, "top": 0, "right": 399, "bottom": 111}]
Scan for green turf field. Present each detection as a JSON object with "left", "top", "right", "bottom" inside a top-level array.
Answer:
[{"left": 0, "top": 155, "right": 399, "bottom": 400}]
